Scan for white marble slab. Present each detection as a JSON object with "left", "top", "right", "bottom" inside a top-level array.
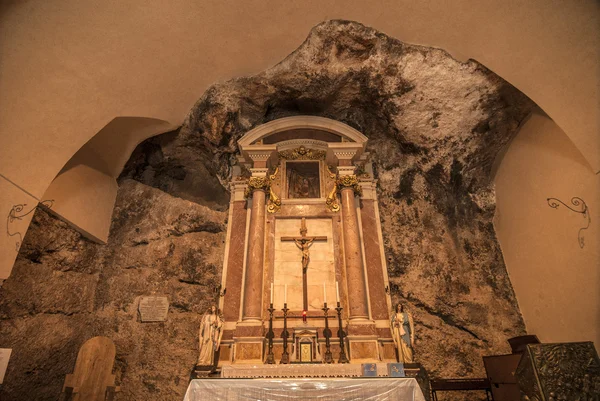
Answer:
[{"left": 273, "top": 218, "right": 336, "bottom": 310}]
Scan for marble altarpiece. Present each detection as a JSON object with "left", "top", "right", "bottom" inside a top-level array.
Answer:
[{"left": 217, "top": 117, "right": 397, "bottom": 367}]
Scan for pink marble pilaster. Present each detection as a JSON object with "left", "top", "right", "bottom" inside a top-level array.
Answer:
[{"left": 222, "top": 201, "right": 248, "bottom": 322}]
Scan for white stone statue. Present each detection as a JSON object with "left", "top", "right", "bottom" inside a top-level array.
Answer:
[
  {"left": 390, "top": 303, "right": 415, "bottom": 363},
  {"left": 197, "top": 305, "right": 223, "bottom": 366}
]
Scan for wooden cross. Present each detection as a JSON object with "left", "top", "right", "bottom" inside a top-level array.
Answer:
[{"left": 280, "top": 218, "right": 328, "bottom": 311}]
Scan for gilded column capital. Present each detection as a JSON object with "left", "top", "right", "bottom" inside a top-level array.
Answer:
[
  {"left": 336, "top": 174, "right": 362, "bottom": 197},
  {"left": 244, "top": 176, "right": 270, "bottom": 198}
]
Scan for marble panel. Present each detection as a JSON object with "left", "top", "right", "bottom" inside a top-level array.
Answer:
[
  {"left": 348, "top": 323, "right": 377, "bottom": 336},
  {"left": 235, "top": 342, "right": 263, "bottom": 361},
  {"left": 218, "top": 345, "right": 232, "bottom": 362},
  {"left": 319, "top": 343, "right": 342, "bottom": 361},
  {"left": 381, "top": 343, "right": 397, "bottom": 361},
  {"left": 349, "top": 341, "right": 379, "bottom": 361},
  {"left": 234, "top": 324, "right": 264, "bottom": 337},
  {"left": 272, "top": 344, "right": 284, "bottom": 361},
  {"left": 376, "top": 328, "right": 393, "bottom": 339},
  {"left": 273, "top": 218, "right": 336, "bottom": 310}
]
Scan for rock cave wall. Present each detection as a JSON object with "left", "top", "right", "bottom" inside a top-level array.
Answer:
[
  {"left": 0, "top": 180, "right": 227, "bottom": 400},
  {"left": 0, "top": 20, "right": 534, "bottom": 400}
]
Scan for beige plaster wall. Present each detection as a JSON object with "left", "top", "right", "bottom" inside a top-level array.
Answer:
[
  {"left": 494, "top": 113, "right": 599, "bottom": 348},
  {"left": 37, "top": 117, "right": 175, "bottom": 244},
  {"left": 0, "top": 177, "right": 39, "bottom": 278},
  {"left": 42, "top": 164, "right": 117, "bottom": 244}
]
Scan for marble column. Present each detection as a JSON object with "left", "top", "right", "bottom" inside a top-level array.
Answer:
[
  {"left": 339, "top": 176, "right": 369, "bottom": 319},
  {"left": 242, "top": 178, "right": 268, "bottom": 321}
]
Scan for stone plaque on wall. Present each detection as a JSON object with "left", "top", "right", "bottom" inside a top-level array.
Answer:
[
  {"left": 138, "top": 296, "right": 169, "bottom": 322},
  {"left": 0, "top": 348, "right": 12, "bottom": 384}
]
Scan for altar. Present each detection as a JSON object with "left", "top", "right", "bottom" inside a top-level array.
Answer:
[
  {"left": 216, "top": 117, "right": 399, "bottom": 367},
  {"left": 184, "top": 378, "right": 426, "bottom": 401}
]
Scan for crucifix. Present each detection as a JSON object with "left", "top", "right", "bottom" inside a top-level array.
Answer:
[{"left": 280, "top": 218, "right": 328, "bottom": 311}]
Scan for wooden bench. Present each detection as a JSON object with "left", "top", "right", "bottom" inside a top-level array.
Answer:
[{"left": 430, "top": 378, "right": 492, "bottom": 401}]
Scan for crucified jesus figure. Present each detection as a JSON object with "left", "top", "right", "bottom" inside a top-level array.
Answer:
[{"left": 294, "top": 236, "right": 315, "bottom": 272}]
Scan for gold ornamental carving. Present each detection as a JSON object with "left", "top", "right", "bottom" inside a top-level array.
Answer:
[
  {"left": 325, "top": 166, "right": 340, "bottom": 212},
  {"left": 267, "top": 167, "right": 281, "bottom": 213},
  {"left": 278, "top": 145, "right": 326, "bottom": 161},
  {"left": 337, "top": 175, "right": 362, "bottom": 196},
  {"left": 244, "top": 176, "right": 270, "bottom": 198}
]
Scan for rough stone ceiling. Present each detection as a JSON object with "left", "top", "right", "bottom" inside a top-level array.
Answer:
[{"left": 0, "top": 0, "right": 598, "bottom": 201}]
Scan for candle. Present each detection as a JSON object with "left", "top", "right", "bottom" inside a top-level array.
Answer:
[
  {"left": 284, "top": 284, "right": 287, "bottom": 304},
  {"left": 323, "top": 282, "right": 327, "bottom": 304},
  {"left": 270, "top": 282, "right": 274, "bottom": 304},
  {"left": 336, "top": 281, "right": 340, "bottom": 302}
]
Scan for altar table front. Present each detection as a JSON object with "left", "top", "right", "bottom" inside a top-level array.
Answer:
[{"left": 183, "top": 378, "right": 426, "bottom": 401}]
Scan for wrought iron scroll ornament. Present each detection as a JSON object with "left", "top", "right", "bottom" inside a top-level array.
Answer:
[
  {"left": 547, "top": 197, "right": 590, "bottom": 248},
  {"left": 7, "top": 200, "right": 54, "bottom": 251}
]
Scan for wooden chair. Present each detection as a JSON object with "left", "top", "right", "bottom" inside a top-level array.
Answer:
[{"left": 61, "top": 336, "right": 120, "bottom": 401}]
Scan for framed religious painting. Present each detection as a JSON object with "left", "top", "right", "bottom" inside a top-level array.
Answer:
[{"left": 286, "top": 161, "right": 321, "bottom": 199}]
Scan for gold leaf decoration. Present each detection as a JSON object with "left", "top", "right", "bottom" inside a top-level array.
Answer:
[
  {"left": 267, "top": 167, "right": 281, "bottom": 213},
  {"left": 336, "top": 174, "right": 362, "bottom": 196},
  {"left": 325, "top": 165, "right": 340, "bottom": 212},
  {"left": 278, "top": 145, "right": 326, "bottom": 161},
  {"left": 244, "top": 176, "right": 270, "bottom": 198}
]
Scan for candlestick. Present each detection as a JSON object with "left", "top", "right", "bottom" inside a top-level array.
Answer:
[
  {"left": 322, "top": 303, "right": 333, "bottom": 364},
  {"left": 335, "top": 281, "right": 340, "bottom": 302},
  {"left": 265, "top": 303, "right": 275, "bottom": 364},
  {"left": 323, "top": 282, "right": 327, "bottom": 304},
  {"left": 281, "top": 303, "right": 290, "bottom": 364},
  {"left": 284, "top": 284, "right": 287, "bottom": 304},
  {"left": 336, "top": 301, "right": 349, "bottom": 363},
  {"left": 270, "top": 282, "right": 274, "bottom": 304}
]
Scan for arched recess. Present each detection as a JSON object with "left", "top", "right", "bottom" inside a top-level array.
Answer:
[
  {"left": 41, "top": 117, "right": 176, "bottom": 244},
  {"left": 493, "top": 112, "right": 600, "bottom": 347}
]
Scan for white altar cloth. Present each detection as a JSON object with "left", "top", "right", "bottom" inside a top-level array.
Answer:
[
  {"left": 221, "top": 363, "right": 389, "bottom": 378},
  {"left": 183, "top": 378, "right": 426, "bottom": 401}
]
